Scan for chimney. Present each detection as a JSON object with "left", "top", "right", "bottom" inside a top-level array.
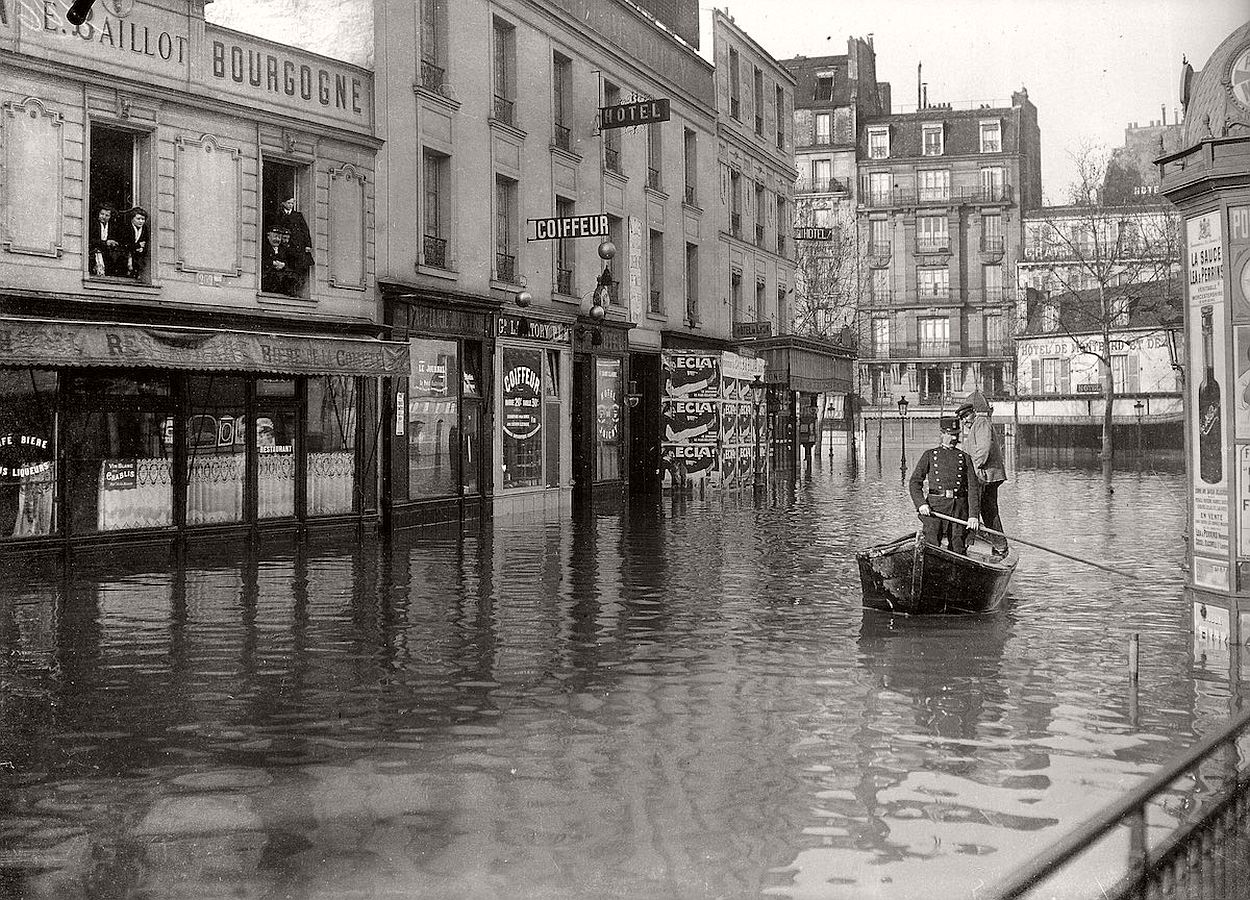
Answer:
[
  {"left": 867, "top": 33, "right": 873, "bottom": 48},
  {"left": 922, "top": 83, "right": 928, "bottom": 109},
  {"left": 1161, "top": 103, "right": 1166, "bottom": 126},
  {"left": 917, "top": 62, "right": 922, "bottom": 108}
]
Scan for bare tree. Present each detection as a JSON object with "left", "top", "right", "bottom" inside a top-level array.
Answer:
[
  {"left": 791, "top": 204, "right": 864, "bottom": 341},
  {"left": 1026, "top": 142, "right": 1182, "bottom": 461}
]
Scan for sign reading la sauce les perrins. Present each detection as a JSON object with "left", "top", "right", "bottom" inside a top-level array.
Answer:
[{"left": 19, "top": 0, "right": 370, "bottom": 126}]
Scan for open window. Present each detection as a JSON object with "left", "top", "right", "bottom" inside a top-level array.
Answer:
[
  {"left": 87, "top": 124, "right": 152, "bottom": 282},
  {"left": 260, "top": 159, "right": 312, "bottom": 298}
]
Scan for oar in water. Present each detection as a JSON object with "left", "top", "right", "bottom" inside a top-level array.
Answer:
[{"left": 924, "top": 509, "right": 1139, "bottom": 580}]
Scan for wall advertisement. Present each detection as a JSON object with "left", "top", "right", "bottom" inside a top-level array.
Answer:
[
  {"left": 660, "top": 351, "right": 764, "bottom": 490},
  {"left": 1188, "top": 211, "right": 1229, "bottom": 588}
]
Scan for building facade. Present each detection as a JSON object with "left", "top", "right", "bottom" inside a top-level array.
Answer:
[
  {"left": 372, "top": 0, "right": 724, "bottom": 522},
  {"left": 0, "top": 0, "right": 406, "bottom": 550},
  {"left": 855, "top": 89, "right": 1042, "bottom": 421}
]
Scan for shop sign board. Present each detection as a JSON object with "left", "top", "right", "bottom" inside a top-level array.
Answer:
[
  {"left": 732, "top": 321, "right": 772, "bottom": 339},
  {"left": 497, "top": 315, "right": 571, "bottom": 344},
  {"left": 794, "top": 226, "right": 834, "bottom": 242},
  {"left": 102, "top": 459, "right": 137, "bottom": 491},
  {"left": 599, "top": 98, "right": 670, "bottom": 129},
  {"left": 527, "top": 214, "right": 609, "bottom": 242},
  {"left": 502, "top": 362, "right": 542, "bottom": 440}
]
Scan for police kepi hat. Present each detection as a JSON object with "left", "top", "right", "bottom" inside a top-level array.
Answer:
[
  {"left": 939, "top": 416, "right": 960, "bottom": 434},
  {"left": 955, "top": 402, "right": 975, "bottom": 417}
]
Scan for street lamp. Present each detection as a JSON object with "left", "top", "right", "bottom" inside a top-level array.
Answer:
[
  {"left": 751, "top": 375, "right": 766, "bottom": 489},
  {"left": 897, "top": 396, "right": 909, "bottom": 476},
  {"left": 1134, "top": 399, "right": 1145, "bottom": 460},
  {"left": 590, "top": 239, "right": 616, "bottom": 323}
]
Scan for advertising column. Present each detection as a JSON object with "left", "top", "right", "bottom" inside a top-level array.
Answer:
[
  {"left": 1188, "top": 210, "right": 1229, "bottom": 592},
  {"left": 660, "top": 351, "right": 719, "bottom": 489}
]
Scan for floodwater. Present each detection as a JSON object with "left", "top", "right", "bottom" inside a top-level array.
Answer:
[{"left": 0, "top": 450, "right": 1222, "bottom": 900}]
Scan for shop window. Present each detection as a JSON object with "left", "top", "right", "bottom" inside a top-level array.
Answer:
[
  {"left": 256, "top": 379, "right": 297, "bottom": 519},
  {"left": 595, "top": 358, "right": 622, "bottom": 482},
  {"left": 461, "top": 341, "right": 483, "bottom": 495},
  {"left": 261, "top": 159, "right": 312, "bottom": 298},
  {"left": 88, "top": 124, "right": 152, "bottom": 282},
  {"left": 307, "top": 376, "right": 358, "bottom": 515},
  {"left": 0, "top": 369, "right": 59, "bottom": 538},
  {"left": 501, "top": 346, "right": 543, "bottom": 489},
  {"left": 184, "top": 375, "right": 247, "bottom": 525},
  {"left": 63, "top": 371, "right": 172, "bottom": 534},
  {"left": 544, "top": 350, "right": 561, "bottom": 488},
  {"left": 408, "top": 338, "right": 460, "bottom": 499}
]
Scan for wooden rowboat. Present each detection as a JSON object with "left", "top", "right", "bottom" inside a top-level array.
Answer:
[{"left": 856, "top": 531, "right": 1017, "bottom": 615}]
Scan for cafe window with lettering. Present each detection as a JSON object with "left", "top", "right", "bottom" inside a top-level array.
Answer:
[
  {"left": 256, "top": 379, "right": 297, "bottom": 519},
  {"left": 409, "top": 338, "right": 461, "bottom": 499},
  {"left": 307, "top": 376, "right": 358, "bottom": 515},
  {"left": 0, "top": 369, "right": 58, "bottom": 538},
  {"left": 501, "top": 346, "right": 544, "bottom": 489},
  {"left": 64, "top": 370, "right": 173, "bottom": 534},
  {"left": 595, "top": 358, "right": 622, "bottom": 482},
  {"left": 87, "top": 123, "right": 153, "bottom": 283}
]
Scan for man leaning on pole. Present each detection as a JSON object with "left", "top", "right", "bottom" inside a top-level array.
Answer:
[{"left": 956, "top": 390, "right": 1009, "bottom": 558}]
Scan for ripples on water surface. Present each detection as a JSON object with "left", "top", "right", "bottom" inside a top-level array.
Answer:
[{"left": 0, "top": 458, "right": 1217, "bottom": 899}]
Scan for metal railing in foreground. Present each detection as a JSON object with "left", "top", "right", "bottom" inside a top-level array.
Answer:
[{"left": 990, "top": 707, "right": 1250, "bottom": 899}]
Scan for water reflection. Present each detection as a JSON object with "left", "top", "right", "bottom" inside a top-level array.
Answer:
[{"left": 0, "top": 460, "right": 1227, "bottom": 899}]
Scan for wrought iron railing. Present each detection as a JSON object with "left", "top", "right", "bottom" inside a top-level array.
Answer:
[
  {"left": 493, "top": 94, "right": 515, "bottom": 125},
  {"left": 684, "top": 184, "right": 696, "bottom": 206},
  {"left": 990, "top": 707, "right": 1250, "bottom": 900},
  {"left": 422, "top": 234, "right": 447, "bottom": 269},
  {"left": 730, "top": 213, "right": 741, "bottom": 237},
  {"left": 754, "top": 114, "right": 763, "bottom": 134},
  {"left": 686, "top": 297, "right": 699, "bottom": 325},
  {"left": 916, "top": 238, "right": 950, "bottom": 253},
  {"left": 796, "top": 177, "right": 848, "bottom": 194},
  {"left": 649, "top": 289, "right": 662, "bottom": 313},
  {"left": 862, "top": 184, "right": 1014, "bottom": 208},
  {"left": 776, "top": 235, "right": 786, "bottom": 256},
  {"left": 420, "top": 59, "right": 447, "bottom": 96},
  {"left": 553, "top": 123, "right": 570, "bottom": 151},
  {"left": 555, "top": 267, "right": 573, "bottom": 296},
  {"left": 730, "top": 97, "right": 740, "bottom": 119},
  {"left": 868, "top": 241, "right": 892, "bottom": 257},
  {"left": 647, "top": 167, "right": 661, "bottom": 190},
  {"left": 495, "top": 253, "right": 515, "bottom": 284},
  {"left": 982, "top": 236, "right": 1006, "bottom": 253},
  {"left": 755, "top": 224, "right": 766, "bottom": 247}
]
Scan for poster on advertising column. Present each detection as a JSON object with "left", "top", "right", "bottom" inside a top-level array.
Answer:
[
  {"left": 661, "top": 352, "right": 720, "bottom": 488},
  {"left": 1188, "top": 211, "right": 1229, "bottom": 589}
]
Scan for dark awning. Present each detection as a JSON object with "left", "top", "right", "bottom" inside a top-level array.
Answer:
[
  {"left": 747, "top": 335, "right": 855, "bottom": 393},
  {"left": 0, "top": 317, "right": 409, "bottom": 377}
]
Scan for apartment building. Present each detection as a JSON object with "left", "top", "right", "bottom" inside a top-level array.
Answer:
[
  {"left": 0, "top": 0, "right": 404, "bottom": 549},
  {"left": 373, "top": 0, "right": 722, "bottom": 520},
  {"left": 856, "top": 89, "right": 1042, "bottom": 419}
]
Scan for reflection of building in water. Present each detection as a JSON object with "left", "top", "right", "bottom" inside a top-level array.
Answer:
[{"left": 0, "top": 0, "right": 408, "bottom": 547}]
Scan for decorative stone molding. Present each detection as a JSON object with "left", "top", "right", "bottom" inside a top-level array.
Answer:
[{"left": 2, "top": 97, "right": 64, "bottom": 258}]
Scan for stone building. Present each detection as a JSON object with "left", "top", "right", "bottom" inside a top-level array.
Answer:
[{"left": 0, "top": 0, "right": 406, "bottom": 548}]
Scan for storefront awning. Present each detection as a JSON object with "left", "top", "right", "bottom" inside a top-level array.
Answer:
[
  {"left": 0, "top": 317, "right": 410, "bottom": 377},
  {"left": 748, "top": 335, "right": 855, "bottom": 394}
]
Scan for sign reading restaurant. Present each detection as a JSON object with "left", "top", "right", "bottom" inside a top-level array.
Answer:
[{"left": 528, "top": 214, "right": 609, "bottom": 242}]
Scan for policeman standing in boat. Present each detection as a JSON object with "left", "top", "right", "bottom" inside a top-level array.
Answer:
[{"left": 907, "top": 416, "right": 980, "bottom": 554}]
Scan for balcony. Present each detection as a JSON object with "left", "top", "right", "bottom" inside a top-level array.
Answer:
[
  {"left": 916, "top": 238, "right": 950, "bottom": 254},
  {"left": 553, "top": 123, "right": 571, "bottom": 152},
  {"left": 981, "top": 287, "right": 1012, "bottom": 303},
  {"left": 730, "top": 213, "right": 741, "bottom": 238},
  {"left": 981, "top": 235, "right": 1005, "bottom": 254},
  {"left": 863, "top": 189, "right": 903, "bottom": 208},
  {"left": 776, "top": 234, "right": 786, "bottom": 257},
  {"left": 555, "top": 267, "right": 573, "bottom": 296},
  {"left": 686, "top": 297, "right": 699, "bottom": 325},
  {"left": 868, "top": 290, "right": 893, "bottom": 305},
  {"left": 684, "top": 184, "right": 697, "bottom": 206},
  {"left": 868, "top": 241, "right": 891, "bottom": 258},
  {"left": 730, "top": 97, "right": 740, "bottom": 119},
  {"left": 649, "top": 289, "right": 662, "bottom": 313},
  {"left": 422, "top": 234, "right": 447, "bottom": 269},
  {"left": 916, "top": 288, "right": 950, "bottom": 302},
  {"left": 862, "top": 340, "right": 955, "bottom": 359},
  {"left": 495, "top": 253, "right": 516, "bottom": 284},
  {"left": 604, "top": 145, "right": 621, "bottom": 174},
  {"left": 960, "top": 184, "right": 1012, "bottom": 203},
  {"left": 861, "top": 184, "right": 1014, "bottom": 208},
  {"left": 647, "top": 166, "right": 661, "bottom": 190},
  {"left": 755, "top": 224, "right": 766, "bottom": 248},
  {"left": 776, "top": 130, "right": 784, "bottom": 149},
  {"left": 493, "top": 94, "right": 515, "bottom": 126},
  {"left": 795, "top": 177, "right": 847, "bottom": 195},
  {"left": 754, "top": 114, "right": 763, "bottom": 135},
  {"left": 917, "top": 188, "right": 951, "bottom": 205},
  {"left": 420, "top": 59, "right": 448, "bottom": 97}
]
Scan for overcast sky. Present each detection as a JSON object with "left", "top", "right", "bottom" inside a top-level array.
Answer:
[
  {"left": 208, "top": 0, "right": 1247, "bottom": 201},
  {"left": 709, "top": 0, "right": 1247, "bottom": 200}
]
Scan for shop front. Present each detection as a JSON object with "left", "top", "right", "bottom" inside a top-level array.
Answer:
[
  {"left": 382, "top": 289, "right": 495, "bottom": 529},
  {"left": 572, "top": 318, "right": 630, "bottom": 500},
  {"left": 495, "top": 312, "right": 574, "bottom": 517},
  {"left": 0, "top": 316, "right": 408, "bottom": 550}
]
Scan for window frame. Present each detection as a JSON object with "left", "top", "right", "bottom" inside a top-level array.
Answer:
[
  {"left": 921, "top": 123, "right": 944, "bottom": 156},
  {"left": 979, "top": 119, "right": 1002, "bottom": 154},
  {"left": 867, "top": 126, "right": 890, "bottom": 159}
]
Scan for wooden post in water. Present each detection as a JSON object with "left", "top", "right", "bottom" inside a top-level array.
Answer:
[{"left": 1128, "top": 633, "right": 1139, "bottom": 682}]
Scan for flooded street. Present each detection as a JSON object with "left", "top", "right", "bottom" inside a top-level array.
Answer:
[{"left": 0, "top": 456, "right": 1214, "bottom": 899}]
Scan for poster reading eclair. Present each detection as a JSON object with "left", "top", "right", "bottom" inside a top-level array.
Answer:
[{"left": 662, "top": 353, "right": 719, "bottom": 400}]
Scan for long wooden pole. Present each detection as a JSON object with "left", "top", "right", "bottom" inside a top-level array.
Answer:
[{"left": 926, "top": 510, "right": 1139, "bottom": 579}]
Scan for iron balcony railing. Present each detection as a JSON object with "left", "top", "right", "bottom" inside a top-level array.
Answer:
[
  {"left": 649, "top": 289, "right": 661, "bottom": 313},
  {"left": 685, "top": 297, "right": 699, "bottom": 325},
  {"left": 420, "top": 59, "right": 447, "bottom": 97},
  {"left": 495, "top": 253, "right": 516, "bottom": 284},
  {"left": 868, "top": 290, "right": 893, "bottom": 305},
  {"left": 868, "top": 241, "right": 892, "bottom": 257},
  {"left": 983, "top": 286, "right": 1013, "bottom": 303},
  {"left": 917, "top": 288, "right": 950, "bottom": 301},
  {"left": 422, "top": 234, "right": 447, "bottom": 269},
  {"left": 754, "top": 114, "right": 763, "bottom": 134},
  {"left": 796, "top": 177, "right": 848, "bottom": 195},
  {"left": 730, "top": 97, "right": 740, "bottom": 119},
  {"left": 861, "top": 340, "right": 1015, "bottom": 360},
  {"left": 776, "top": 235, "right": 786, "bottom": 257},
  {"left": 861, "top": 184, "right": 1014, "bottom": 208},
  {"left": 982, "top": 235, "right": 1006, "bottom": 253},
  {"left": 604, "top": 145, "right": 621, "bottom": 174},
  {"left": 989, "top": 706, "right": 1250, "bottom": 900},
  {"left": 493, "top": 94, "right": 515, "bottom": 126},
  {"left": 755, "top": 224, "right": 766, "bottom": 248},
  {"left": 684, "top": 184, "right": 697, "bottom": 206},
  {"left": 647, "top": 166, "right": 661, "bottom": 190},
  {"left": 730, "top": 213, "right": 741, "bottom": 237},
  {"left": 555, "top": 267, "right": 573, "bottom": 296},
  {"left": 776, "top": 130, "right": 784, "bottom": 149},
  {"left": 916, "top": 238, "right": 950, "bottom": 254},
  {"left": 553, "top": 123, "right": 571, "bottom": 151}
]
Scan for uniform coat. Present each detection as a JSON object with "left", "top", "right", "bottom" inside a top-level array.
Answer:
[{"left": 908, "top": 444, "right": 981, "bottom": 554}]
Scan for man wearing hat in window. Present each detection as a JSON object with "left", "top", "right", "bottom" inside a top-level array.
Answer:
[
  {"left": 956, "top": 390, "right": 1008, "bottom": 558},
  {"left": 261, "top": 223, "right": 292, "bottom": 295},
  {"left": 908, "top": 416, "right": 980, "bottom": 555}
]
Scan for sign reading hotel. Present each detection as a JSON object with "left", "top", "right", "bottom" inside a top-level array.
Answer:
[
  {"left": 528, "top": 214, "right": 609, "bottom": 242},
  {"left": 599, "top": 98, "right": 670, "bottom": 129},
  {"left": 794, "top": 227, "right": 835, "bottom": 242}
]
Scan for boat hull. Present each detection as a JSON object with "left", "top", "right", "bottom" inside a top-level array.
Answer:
[{"left": 856, "top": 531, "right": 1016, "bottom": 615}]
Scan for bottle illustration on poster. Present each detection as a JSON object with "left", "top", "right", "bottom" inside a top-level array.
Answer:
[{"left": 1199, "top": 305, "right": 1222, "bottom": 483}]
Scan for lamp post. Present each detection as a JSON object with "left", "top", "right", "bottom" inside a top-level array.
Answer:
[
  {"left": 590, "top": 240, "right": 615, "bottom": 324},
  {"left": 897, "top": 396, "right": 909, "bottom": 477},
  {"left": 751, "top": 375, "right": 766, "bottom": 490},
  {"left": 1134, "top": 399, "right": 1145, "bottom": 461}
]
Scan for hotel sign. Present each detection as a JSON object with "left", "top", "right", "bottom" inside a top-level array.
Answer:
[
  {"left": 600, "top": 98, "right": 670, "bottom": 129},
  {"left": 528, "top": 214, "right": 609, "bottom": 242},
  {"left": 794, "top": 227, "right": 835, "bottom": 242}
]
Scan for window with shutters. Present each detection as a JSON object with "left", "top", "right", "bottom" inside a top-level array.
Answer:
[
  {"left": 922, "top": 123, "right": 944, "bottom": 156},
  {"left": 868, "top": 127, "right": 889, "bottom": 159}
]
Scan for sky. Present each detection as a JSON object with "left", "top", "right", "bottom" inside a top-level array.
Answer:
[
  {"left": 206, "top": 0, "right": 1248, "bottom": 201},
  {"left": 705, "top": 0, "right": 1248, "bottom": 200}
]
